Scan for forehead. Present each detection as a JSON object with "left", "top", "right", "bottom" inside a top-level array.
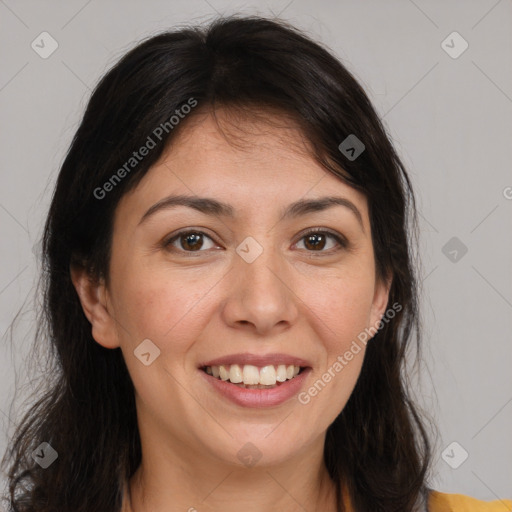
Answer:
[
  {"left": 165, "top": 107, "right": 319, "bottom": 172},
  {"left": 116, "top": 107, "right": 368, "bottom": 224}
]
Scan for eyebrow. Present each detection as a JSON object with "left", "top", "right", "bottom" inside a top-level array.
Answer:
[{"left": 138, "top": 194, "right": 365, "bottom": 232}]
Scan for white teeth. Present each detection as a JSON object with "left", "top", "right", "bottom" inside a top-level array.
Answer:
[
  {"left": 276, "top": 364, "right": 287, "bottom": 382},
  {"left": 219, "top": 365, "right": 230, "bottom": 381},
  {"left": 242, "top": 364, "right": 260, "bottom": 385},
  {"left": 229, "top": 364, "right": 243, "bottom": 383},
  {"left": 259, "top": 365, "right": 277, "bottom": 385},
  {"left": 205, "top": 363, "right": 303, "bottom": 385}
]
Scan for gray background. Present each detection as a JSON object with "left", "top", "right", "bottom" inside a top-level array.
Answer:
[{"left": 1, "top": 0, "right": 511, "bottom": 503}]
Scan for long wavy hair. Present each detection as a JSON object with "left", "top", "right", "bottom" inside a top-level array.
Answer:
[{"left": 1, "top": 14, "right": 433, "bottom": 512}]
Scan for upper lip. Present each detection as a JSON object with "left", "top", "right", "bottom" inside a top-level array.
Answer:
[{"left": 199, "top": 353, "right": 312, "bottom": 368}]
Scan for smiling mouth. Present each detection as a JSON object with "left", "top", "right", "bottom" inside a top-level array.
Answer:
[{"left": 201, "top": 364, "right": 306, "bottom": 389}]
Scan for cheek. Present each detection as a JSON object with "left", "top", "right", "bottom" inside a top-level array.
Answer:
[
  {"left": 111, "top": 269, "right": 214, "bottom": 411},
  {"left": 298, "top": 270, "right": 375, "bottom": 413},
  {"left": 109, "top": 259, "right": 215, "bottom": 352},
  {"left": 297, "top": 281, "right": 371, "bottom": 425},
  {"left": 306, "top": 270, "right": 377, "bottom": 347}
]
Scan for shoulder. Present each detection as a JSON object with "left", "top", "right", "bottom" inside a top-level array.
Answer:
[{"left": 428, "top": 490, "right": 512, "bottom": 511}]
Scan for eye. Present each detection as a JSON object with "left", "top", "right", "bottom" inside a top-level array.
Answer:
[
  {"left": 164, "top": 230, "right": 219, "bottom": 253},
  {"left": 163, "top": 228, "right": 348, "bottom": 255},
  {"left": 294, "top": 229, "right": 347, "bottom": 253}
]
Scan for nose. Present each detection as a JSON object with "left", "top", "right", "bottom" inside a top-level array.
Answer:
[{"left": 221, "top": 241, "right": 299, "bottom": 336}]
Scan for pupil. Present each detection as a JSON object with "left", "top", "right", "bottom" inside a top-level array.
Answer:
[
  {"left": 183, "top": 233, "right": 202, "bottom": 251},
  {"left": 305, "top": 233, "right": 325, "bottom": 250},
  {"left": 180, "top": 233, "right": 327, "bottom": 251}
]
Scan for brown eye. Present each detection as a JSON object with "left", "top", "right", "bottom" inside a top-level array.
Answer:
[
  {"left": 303, "top": 233, "right": 327, "bottom": 251},
  {"left": 180, "top": 232, "right": 203, "bottom": 251},
  {"left": 165, "top": 231, "right": 217, "bottom": 252},
  {"left": 295, "top": 230, "right": 346, "bottom": 253}
]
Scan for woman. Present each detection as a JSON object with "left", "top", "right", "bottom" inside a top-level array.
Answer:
[{"left": 1, "top": 14, "right": 510, "bottom": 512}]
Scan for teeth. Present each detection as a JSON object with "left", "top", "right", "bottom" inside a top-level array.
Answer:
[
  {"left": 229, "top": 364, "right": 243, "bottom": 384},
  {"left": 259, "top": 365, "right": 276, "bottom": 385},
  {"left": 204, "top": 364, "right": 303, "bottom": 385},
  {"left": 242, "top": 364, "right": 260, "bottom": 385},
  {"left": 219, "top": 365, "right": 230, "bottom": 381},
  {"left": 276, "top": 364, "right": 287, "bottom": 382}
]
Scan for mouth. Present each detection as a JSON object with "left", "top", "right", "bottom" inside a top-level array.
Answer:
[
  {"left": 200, "top": 364, "right": 306, "bottom": 389},
  {"left": 199, "top": 364, "right": 312, "bottom": 408}
]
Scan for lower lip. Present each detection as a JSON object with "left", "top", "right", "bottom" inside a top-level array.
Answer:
[{"left": 199, "top": 368, "right": 311, "bottom": 408}]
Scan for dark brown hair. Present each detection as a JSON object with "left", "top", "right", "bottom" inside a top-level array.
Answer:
[{"left": 1, "top": 14, "right": 432, "bottom": 512}]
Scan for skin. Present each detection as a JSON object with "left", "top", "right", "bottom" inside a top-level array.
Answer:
[{"left": 71, "top": 108, "right": 391, "bottom": 512}]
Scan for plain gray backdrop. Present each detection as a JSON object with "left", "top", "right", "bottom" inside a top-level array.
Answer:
[{"left": 1, "top": 0, "right": 511, "bottom": 503}]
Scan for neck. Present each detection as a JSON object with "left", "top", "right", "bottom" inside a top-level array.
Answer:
[{"left": 123, "top": 440, "right": 339, "bottom": 512}]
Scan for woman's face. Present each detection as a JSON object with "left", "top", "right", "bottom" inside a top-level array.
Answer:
[{"left": 80, "top": 109, "right": 390, "bottom": 469}]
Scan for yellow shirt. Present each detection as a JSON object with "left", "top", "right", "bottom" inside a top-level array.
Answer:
[
  {"left": 121, "top": 482, "right": 512, "bottom": 511},
  {"left": 340, "top": 490, "right": 512, "bottom": 511},
  {"left": 428, "top": 490, "right": 512, "bottom": 511}
]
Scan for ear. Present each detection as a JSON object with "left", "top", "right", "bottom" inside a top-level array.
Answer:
[
  {"left": 368, "top": 273, "right": 393, "bottom": 336},
  {"left": 70, "top": 263, "right": 120, "bottom": 349}
]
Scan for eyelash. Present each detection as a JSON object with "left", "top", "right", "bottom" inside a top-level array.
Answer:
[{"left": 162, "top": 228, "right": 348, "bottom": 256}]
